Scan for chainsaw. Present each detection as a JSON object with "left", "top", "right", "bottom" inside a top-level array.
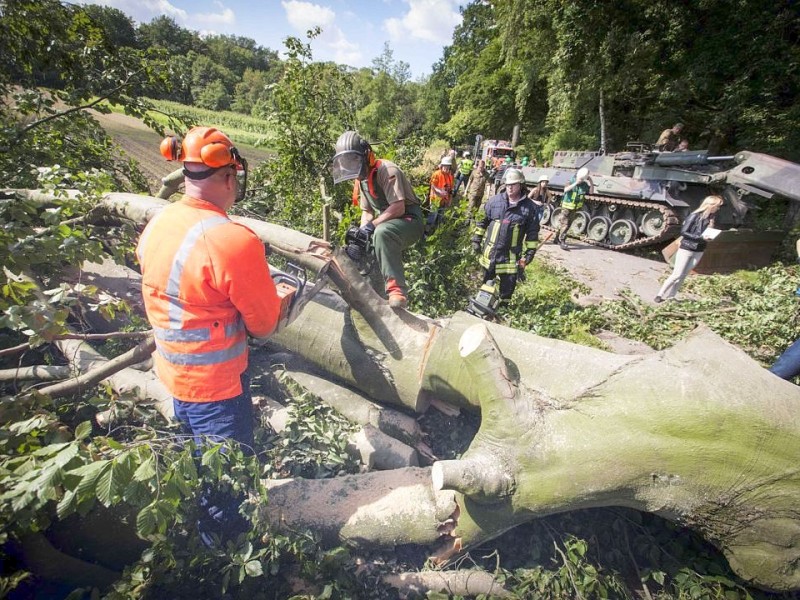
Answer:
[
  {"left": 466, "top": 279, "right": 501, "bottom": 321},
  {"left": 270, "top": 261, "right": 331, "bottom": 332}
]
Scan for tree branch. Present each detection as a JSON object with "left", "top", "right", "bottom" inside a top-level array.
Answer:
[{"left": 36, "top": 334, "right": 155, "bottom": 400}]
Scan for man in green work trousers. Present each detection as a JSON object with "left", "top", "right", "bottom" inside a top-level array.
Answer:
[{"left": 331, "top": 130, "right": 424, "bottom": 309}]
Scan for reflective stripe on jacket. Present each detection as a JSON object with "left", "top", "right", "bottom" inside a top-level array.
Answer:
[
  {"left": 137, "top": 196, "right": 280, "bottom": 402},
  {"left": 561, "top": 179, "right": 590, "bottom": 210},
  {"left": 472, "top": 192, "right": 540, "bottom": 273}
]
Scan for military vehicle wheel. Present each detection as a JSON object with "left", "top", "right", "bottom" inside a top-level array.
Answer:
[
  {"left": 541, "top": 204, "right": 552, "bottom": 224},
  {"left": 608, "top": 219, "right": 638, "bottom": 246},
  {"left": 587, "top": 216, "right": 611, "bottom": 242},
  {"left": 640, "top": 210, "right": 666, "bottom": 237},
  {"left": 551, "top": 207, "right": 566, "bottom": 228},
  {"left": 569, "top": 210, "right": 591, "bottom": 235}
]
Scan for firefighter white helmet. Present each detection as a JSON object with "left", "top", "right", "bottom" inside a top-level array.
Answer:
[
  {"left": 576, "top": 167, "right": 590, "bottom": 181},
  {"left": 463, "top": 150, "right": 470, "bottom": 157},
  {"left": 441, "top": 156, "right": 454, "bottom": 166},
  {"left": 538, "top": 174, "right": 549, "bottom": 183},
  {"left": 505, "top": 168, "right": 525, "bottom": 185}
]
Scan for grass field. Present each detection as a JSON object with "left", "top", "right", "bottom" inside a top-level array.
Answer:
[{"left": 95, "top": 102, "right": 275, "bottom": 194}]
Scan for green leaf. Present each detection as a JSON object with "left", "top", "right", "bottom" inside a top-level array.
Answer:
[
  {"left": 244, "top": 560, "right": 263, "bottom": 578},
  {"left": 132, "top": 455, "right": 156, "bottom": 482},
  {"left": 136, "top": 504, "right": 158, "bottom": 538},
  {"left": 56, "top": 488, "right": 78, "bottom": 519},
  {"left": 74, "top": 421, "right": 92, "bottom": 440}
]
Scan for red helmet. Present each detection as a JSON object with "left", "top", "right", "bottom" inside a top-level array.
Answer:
[{"left": 160, "top": 127, "right": 241, "bottom": 169}]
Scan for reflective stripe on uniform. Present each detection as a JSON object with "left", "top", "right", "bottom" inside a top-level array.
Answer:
[
  {"left": 154, "top": 326, "right": 210, "bottom": 342},
  {"left": 524, "top": 240, "right": 540, "bottom": 251},
  {"left": 156, "top": 339, "right": 247, "bottom": 366},
  {"left": 164, "top": 216, "right": 230, "bottom": 327}
]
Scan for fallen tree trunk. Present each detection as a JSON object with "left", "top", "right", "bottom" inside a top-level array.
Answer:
[
  {"left": 13, "top": 189, "right": 800, "bottom": 591},
  {"left": 259, "top": 323, "right": 800, "bottom": 592}
]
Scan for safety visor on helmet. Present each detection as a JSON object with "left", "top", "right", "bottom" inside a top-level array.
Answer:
[
  {"left": 231, "top": 148, "right": 248, "bottom": 202},
  {"left": 331, "top": 150, "right": 366, "bottom": 185}
]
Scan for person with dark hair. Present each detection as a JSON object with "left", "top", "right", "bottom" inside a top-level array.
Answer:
[{"left": 331, "top": 130, "right": 424, "bottom": 309}]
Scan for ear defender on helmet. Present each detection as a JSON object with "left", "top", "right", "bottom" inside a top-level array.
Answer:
[
  {"left": 200, "top": 142, "right": 235, "bottom": 168},
  {"left": 160, "top": 136, "right": 181, "bottom": 161}
]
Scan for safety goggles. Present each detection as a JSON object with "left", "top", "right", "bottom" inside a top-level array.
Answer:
[{"left": 331, "top": 150, "right": 366, "bottom": 184}]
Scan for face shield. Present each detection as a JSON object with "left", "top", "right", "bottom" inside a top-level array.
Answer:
[
  {"left": 231, "top": 148, "right": 248, "bottom": 202},
  {"left": 331, "top": 150, "right": 367, "bottom": 185}
]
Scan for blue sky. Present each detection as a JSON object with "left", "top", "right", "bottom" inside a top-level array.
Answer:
[{"left": 84, "top": 0, "right": 468, "bottom": 79}]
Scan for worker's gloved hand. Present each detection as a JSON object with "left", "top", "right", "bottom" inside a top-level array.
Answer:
[
  {"left": 361, "top": 221, "right": 375, "bottom": 237},
  {"left": 517, "top": 258, "right": 527, "bottom": 268},
  {"left": 471, "top": 241, "right": 481, "bottom": 254}
]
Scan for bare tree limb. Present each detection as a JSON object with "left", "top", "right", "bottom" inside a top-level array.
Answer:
[{"left": 36, "top": 334, "right": 155, "bottom": 400}]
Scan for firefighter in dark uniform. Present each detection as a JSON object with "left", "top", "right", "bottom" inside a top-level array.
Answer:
[{"left": 471, "top": 168, "right": 540, "bottom": 301}]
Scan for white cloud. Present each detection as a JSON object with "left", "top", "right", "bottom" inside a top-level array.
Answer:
[
  {"left": 281, "top": 0, "right": 364, "bottom": 67},
  {"left": 89, "top": 0, "right": 188, "bottom": 22},
  {"left": 385, "top": 0, "right": 461, "bottom": 44},
  {"left": 82, "top": 0, "right": 235, "bottom": 29},
  {"left": 194, "top": 1, "right": 235, "bottom": 27},
  {"left": 282, "top": 0, "right": 336, "bottom": 31}
]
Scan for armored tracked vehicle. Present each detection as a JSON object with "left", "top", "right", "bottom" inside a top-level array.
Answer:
[{"left": 521, "top": 145, "right": 800, "bottom": 251}]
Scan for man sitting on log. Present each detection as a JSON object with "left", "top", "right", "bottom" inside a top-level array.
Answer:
[{"left": 332, "top": 130, "right": 424, "bottom": 309}]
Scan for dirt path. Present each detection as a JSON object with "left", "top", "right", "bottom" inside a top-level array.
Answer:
[
  {"left": 534, "top": 238, "right": 672, "bottom": 354},
  {"left": 536, "top": 238, "right": 670, "bottom": 306}
]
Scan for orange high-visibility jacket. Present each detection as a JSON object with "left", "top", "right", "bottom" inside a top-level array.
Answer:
[
  {"left": 429, "top": 169, "right": 454, "bottom": 208},
  {"left": 136, "top": 196, "right": 280, "bottom": 402}
]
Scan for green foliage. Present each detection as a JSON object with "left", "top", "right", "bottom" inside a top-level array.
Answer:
[
  {"left": 597, "top": 263, "right": 800, "bottom": 364},
  {"left": 0, "top": 0, "right": 172, "bottom": 192},
  {"left": 263, "top": 372, "right": 360, "bottom": 479},
  {"left": 405, "top": 206, "right": 476, "bottom": 316},
  {"left": 503, "top": 261, "right": 605, "bottom": 346},
  {"left": 120, "top": 98, "right": 276, "bottom": 148},
  {"left": 506, "top": 534, "right": 630, "bottom": 599},
  {"left": 0, "top": 169, "right": 139, "bottom": 355},
  {"left": 241, "top": 31, "right": 355, "bottom": 233},
  {"left": 0, "top": 384, "right": 363, "bottom": 598}
]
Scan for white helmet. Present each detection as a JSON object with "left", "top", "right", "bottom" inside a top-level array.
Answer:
[
  {"left": 463, "top": 150, "right": 470, "bottom": 157},
  {"left": 441, "top": 156, "right": 454, "bottom": 166},
  {"left": 538, "top": 174, "right": 549, "bottom": 183},
  {"left": 576, "top": 167, "right": 590, "bottom": 181},
  {"left": 505, "top": 168, "right": 525, "bottom": 185}
]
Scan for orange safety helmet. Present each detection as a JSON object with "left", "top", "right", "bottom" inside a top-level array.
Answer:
[
  {"left": 160, "top": 126, "right": 241, "bottom": 168},
  {"left": 160, "top": 126, "right": 249, "bottom": 201}
]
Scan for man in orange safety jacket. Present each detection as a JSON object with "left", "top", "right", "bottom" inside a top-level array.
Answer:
[
  {"left": 426, "top": 154, "right": 455, "bottom": 236},
  {"left": 137, "top": 126, "right": 280, "bottom": 546},
  {"left": 138, "top": 125, "right": 279, "bottom": 446}
]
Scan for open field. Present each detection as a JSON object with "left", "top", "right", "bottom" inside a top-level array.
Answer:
[{"left": 93, "top": 109, "right": 274, "bottom": 194}]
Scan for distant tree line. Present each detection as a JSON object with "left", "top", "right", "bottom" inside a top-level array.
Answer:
[{"left": 3, "top": 0, "right": 799, "bottom": 163}]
